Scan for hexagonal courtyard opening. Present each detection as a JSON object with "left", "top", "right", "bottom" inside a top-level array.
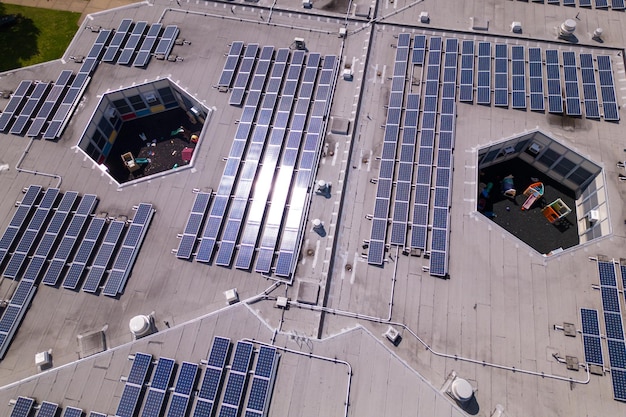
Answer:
[
  {"left": 477, "top": 130, "right": 609, "bottom": 255},
  {"left": 77, "top": 79, "right": 210, "bottom": 186}
]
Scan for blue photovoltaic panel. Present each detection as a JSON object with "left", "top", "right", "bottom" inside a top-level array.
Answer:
[
  {"left": 563, "top": 52, "right": 581, "bottom": 116},
  {"left": 166, "top": 395, "right": 191, "bottom": 417},
  {"left": 612, "top": 369, "right": 626, "bottom": 401},
  {"left": 221, "top": 373, "right": 246, "bottom": 407},
  {"left": 528, "top": 48, "right": 545, "bottom": 111},
  {"left": 127, "top": 352, "right": 152, "bottom": 385},
  {"left": 103, "top": 19, "right": 133, "bottom": 62},
  {"left": 583, "top": 335, "right": 603, "bottom": 365},
  {"left": 494, "top": 44, "right": 508, "bottom": 107},
  {"left": 150, "top": 357, "right": 175, "bottom": 390},
  {"left": 89, "top": 413, "right": 106, "bottom": 417},
  {"left": 154, "top": 25, "right": 179, "bottom": 58},
  {"left": 429, "top": 250, "right": 447, "bottom": 277},
  {"left": 597, "top": 55, "right": 620, "bottom": 121},
  {"left": 546, "top": 50, "right": 563, "bottom": 113},
  {"left": 580, "top": 0, "right": 592, "bottom": 5},
  {"left": 59, "top": 217, "right": 105, "bottom": 289},
  {"left": 218, "top": 41, "right": 245, "bottom": 87},
  {"left": 116, "top": 384, "right": 141, "bottom": 417},
  {"left": 232, "top": 341, "right": 254, "bottom": 373},
  {"left": 608, "top": 339, "right": 626, "bottom": 369},
  {"left": 118, "top": 21, "right": 148, "bottom": 65},
  {"left": 133, "top": 23, "right": 162, "bottom": 67},
  {"left": 217, "top": 407, "right": 237, "bottom": 417},
  {"left": 580, "top": 54, "right": 600, "bottom": 119},
  {"left": 10, "top": 397, "right": 34, "bottom": 417},
  {"left": 596, "top": 0, "right": 609, "bottom": 7},
  {"left": 11, "top": 280, "right": 34, "bottom": 307},
  {"left": 208, "top": 336, "right": 230, "bottom": 368},
  {"left": 192, "top": 400, "right": 214, "bottom": 417},
  {"left": 173, "top": 362, "right": 198, "bottom": 395},
  {"left": 83, "top": 220, "right": 125, "bottom": 293},
  {"left": 599, "top": 261, "right": 617, "bottom": 286},
  {"left": 245, "top": 378, "right": 270, "bottom": 412},
  {"left": 142, "top": 391, "right": 167, "bottom": 417},
  {"left": 511, "top": 45, "right": 526, "bottom": 109},
  {"left": 459, "top": 40, "right": 474, "bottom": 102},
  {"left": 36, "top": 402, "right": 59, "bottom": 417},
  {"left": 581, "top": 308, "right": 601, "bottom": 335},
  {"left": 605, "top": 312, "right": 625, "bottom": 340},
  {"left": 602, "top": 286, "right": 621, "bottom": 313},
  {"left": 0, "top": 80, "right": 32, "bottom": 132},
  {"left": 613, "top": 0, "right": 626, "bottom": 9},
  {"left": 62, "top": 409, "right": 81, "bottom": 417},
  {"left": 412, "top": 35, "right": 426, "bottom": 65},
  {"left": 198, "top": 368, "right": 224, "bottom": 402},
  {"left": 254, "top": 346, "right": 277, "bottom": 379},
  {"left": 0, "top": 305, "right": 21, "bottom": 333},
  {"left": 476, "top": 42, "right": 491, "bottom": 105}
]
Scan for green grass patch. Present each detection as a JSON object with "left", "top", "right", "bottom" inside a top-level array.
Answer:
[{"left": 0, "top": 4, "right": 80, "bottom": 72}]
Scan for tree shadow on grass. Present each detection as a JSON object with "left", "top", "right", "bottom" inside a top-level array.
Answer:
[{"left": 0, "top": 12, "right": 40, "bottom": 72}]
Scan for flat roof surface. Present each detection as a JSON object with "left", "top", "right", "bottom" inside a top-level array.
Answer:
[{"left": 0, "top": 0, "right": 626, "bottom": 416}]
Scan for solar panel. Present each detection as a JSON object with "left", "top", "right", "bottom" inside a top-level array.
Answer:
[
  {"left": 613, "top": 0, "right": 626, "bottom": 9},
  {"left": 579, "top": 53, "right": 600, "bottom": 119},
  {"left": 579, "top": 0, "right": 592, "bottom": 6},
  {"left": 63, "top": 407, "right": 82, "bottom": 417},
  {"left": 142, "top": 391, "right": 167, "bottom": 417},
  {"left": 116, "top": 385, "right": 142, "bottom": 417},
  {"left": 476, "top": 42, "right": 491, "bottom": 105},
  {"left": 192, "top": 400, "right": 214, "bottom": 417},
  {"left": 10, "top": 82, "right": 50, "bottom": 135},
  {"left": 118, "top": 21, "right": 148, "bottom": 65},
  {"left": 599, "top": 261, "right": 617, "bottom": 286},
  {"left": 127, "top": 352, "right": 153, "bottom": 385},
  {"left": 103, "top": 19, "right": 133, "bottom": 62},
  {"left": 254, "top": 346, "right": 278, "bottom": 379},
  {"left": 602, "top": 286, "right": 621, "bottom": 313},
  {"left": 494, "top": 44, "right": 508, "bottom": 107},
  {"left": 581, "top": 308, "right": 601, "bottom": 335},
  {"left": 613, "top": 369, "right": 626, "bottom": 401},
  {"left": 36, "top": 402, "right": 59, "bottom": 417},
  {"left": 0, "top": 80, "right": 33, "bottom": 132},
  {"left": 412, "top": 35, "right": 426, "bottom": 65},
  {"left": 459, "top": 40, "right": 474, "bottom": 102},
  {"left": 597, "top": 55, "right": 620, "bottom": 121},
  {"left": 220, "top": 373, "right": 246, "bottom": 409},
  {"left": 605, "top": 312, "right": 625, "bottom": 340},
  {"left": 154, "top": 25, "right": 179, "bottom": 59},
  {"left": 232, "top": 341, "right": 254, "bottom": 373},
  {"left": 546, "top": 50, "right": 563, "bottom": 113},
  {"left": 82, "top": 220, "right": 126, "bottom": 293},
  {"left": 89, "top": 413, "right": 106, "bottom": 417},
  {"left": 229, "top": 44, "right": 259, "bottom": 106},
  {"left": 58, "top": 217, "right": 105, "bottom": 288},
  {"left": 562, "top": 51, "right": 581, "bottom": 116},
  {"left": 528, "top": 48, "right": 545, "bottom": 111},
  {"left": 207, "top": 336, "right": 231, "bottom": 368},
  {"left": 597, "top": 0, "right": 609, "bottom": 7},
  {"left": 583, "top": 335, "right": 604, "bottom": 365},
  {"left": 429, "top": 250, "right": 447, "bottom": 277},
  {"left": 166, "top": 395, "right": 191, "bottom": 417},
  {"left": 9, "top": 397, "right": 34, "bottom": 417},
  {"left": 133, "top": 23, "right": 162, "bottom": 67},
  {"left": 510, "top": 45, "right": 526, "bottom": 109}
]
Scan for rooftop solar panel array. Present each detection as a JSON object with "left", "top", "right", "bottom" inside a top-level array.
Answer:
[
  {"left": 154, "top": 25, "right": 179, "bottom": 60},
  {"left": 4, "top": 188, "right": 59, "bottom": 279},
  {"left": 476, "top": 42, "right": 491, "bottom": 105},
  {"left": 411, "top": 37, "right": 442, "bottom": 251},
  {"left": 141, "top": 357, "right": 175, "bottom": 417},
  {"left": 176, "top": 192, "right": 211, "bottom": 260},
  {"left": 389, "top": 93, "right": 419, "bottom": 247},
  {"left": 166, "top": 362, "right": 198, "bottom": 417},
  {"left": 254, "top": 52, "right": 320, "bottom": 275},
  {"left": 118, "top": 21, "right": 148, "bottom": 65},
  {"left": 217, "top": 341, "right": 253, "bottom": 417},
  {"left": 597, "top": 55, "right": 620, "bottom": 121},
  {"left": 563, "top": 51, "right": 581, "bottom": 116},
  {"left": 115, "top": 353, "right": 152, "bottom": 417},
  {"left": 15, "top": 191, "right": 78, "bottom": 283},
  {"left": 217, "top": 48, "right": 287, "bottom": 268},
  {"left": 0, "top": 80, "right": 33, "bottom": 132},
  {"left": 244, "top": 346, "right": 278, "bottom": 416},
  {"left": 235, "top": 50, "right": 305, "bottom": 271},
  {"left": 429, "top": 38, "right": 457, "bottom": 278},
  {"left": 38, "top": 193, "right": 98, "bottom": 287},
  {"left": 494, "top": 44, "right": 508, "bottom": 107},
  {"left": 62, "top": 407, "right": 82, "bottom": 417},
  {"left": 10, "top": 397, "right": 35, "bottom": 417},
  {"left": 102, "top": 203, "right": 154, "bottom": 296},
  {"left": 580, "top": 308, "right": 603, "bottom": 365},
  {"left": 613, "top": 0, "right": 626, "bottom": 9},
  {"left": 546, "top": 50, "right": 564, "bottom": 114},
  {"left": 528, "top": 47, "right": 545, "bottom": 111},
  {"left": 596, "top": 260, "right": 626, "bottom": 401},
  {"left": 230, "top": 44, "right": 260, "bottom": 106},
  {"left": 194, "top": 337, "right": 231, "bottom": 417},
  {"left": 511, "top": 45, "right": 526, "bottom": 109},
  {"left": 218, "top": 41, "right": 245, "bottom": 88},
  {"left": 133, "top": 23, "right": 162, "bottom": 67},
  {"left": 412, "top": 35, "right": 426, "bottom": 65},
  {"left": 82, "top": 220, "right": 126, "bottom": 293},
  {"left": 459, "top": 40, "right": 474, "bottom": 102},
  {"left": 62, "top": 217, "right": 106, "bottom": 290},
  {"left": 10, "top": 82, "right": 50, "bottom": 135},
  {"left": 367, "top": 34, "right": 410, "bottom": 264},
  {"left": 43, "top": 71, "right": 90, "bottom": 139},
  {"left": 196, "top": 46, "right": 274, "bottom": 265},
  {"left": 580, "top": 54, "right": 600, "bottom": 119},
  {"left": 0, "top": 185, "right": 41, "bottom": 270},
  {"left": 26, "top": 70, "right": 73, "bottom": 137},
  {"left": 275, "top": 54, "right": 336, "bottom": 277},
  {"left": 103, "top": 19, "right": 133, "bottom": 62}
]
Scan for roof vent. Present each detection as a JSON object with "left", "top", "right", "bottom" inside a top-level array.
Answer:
[
  {"left": 559, "top": 19, "right": 577, "bottom": 37},
  {"left": 449, "top": 378, "right": 474, "bottom": 403}
]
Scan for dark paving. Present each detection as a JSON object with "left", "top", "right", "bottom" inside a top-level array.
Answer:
[
  {"left": 105, "top": 108, "right": 202, "bottom": 183},
  {"left": 478, "top": 158, "right": 579, "bottom": 254}
]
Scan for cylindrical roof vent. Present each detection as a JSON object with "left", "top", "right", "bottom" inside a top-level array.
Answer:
[
  {"left": 450, "top": 378, "right": 473, "bottom": 403},
  {"left": 559, "top": 19, "right": 577, "bottom": 37},
  {"left": 129, "top": 315, "right": 151, "bottom": 338}
]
